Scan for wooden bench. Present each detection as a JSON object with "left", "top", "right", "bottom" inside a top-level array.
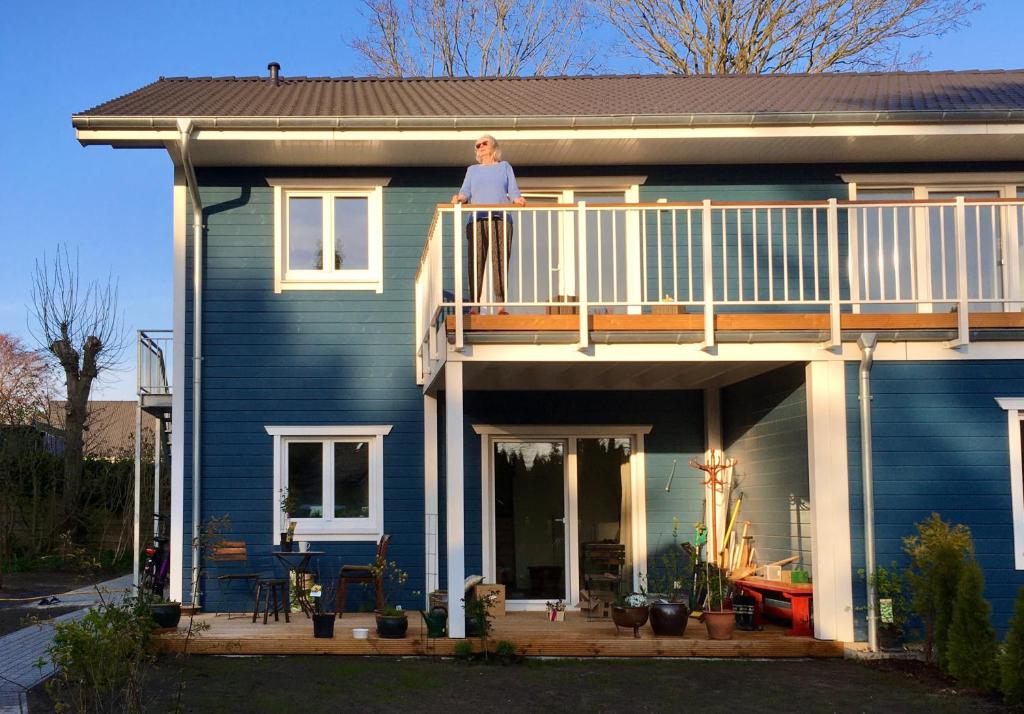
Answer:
[{"left": 735, "top": 577, "right": 813, "bottom": 637}]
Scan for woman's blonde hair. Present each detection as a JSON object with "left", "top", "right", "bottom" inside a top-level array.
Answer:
[{"left": 477, "top": 134, "right": 502, "bottom": 161}]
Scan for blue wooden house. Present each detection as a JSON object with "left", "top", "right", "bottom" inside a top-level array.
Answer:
[{"left": 75, "top": 68, "right": 1024, "bottom": 646}]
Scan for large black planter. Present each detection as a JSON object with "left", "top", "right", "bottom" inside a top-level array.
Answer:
[
  {"left": 649, "top": 602, "right": 689, "bottom": 636},
  {"left": 313, "top": 614, "right": 336, "bottom": 638},
  {"left": 375, "top": 612, "right": 409, "bottom": 639},
  {"left": 878, "top": 624, "right": 904, "bottom": 650},
  {"left": 150, "top": 603, "right": 181, "bottom": 629}
]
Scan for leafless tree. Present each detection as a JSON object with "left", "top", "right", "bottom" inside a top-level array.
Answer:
[
  {"left": 350, "top": 0, "right": 599, "bottom": 77},
  {"left": 0, "top": 333, "right": 54, "bottom": 426},
  {"left": 29, "top": 245, "right": 126, "bottom": 518},
  {"left": 596, "top": 0, "right": 980, "bottom": 75}
]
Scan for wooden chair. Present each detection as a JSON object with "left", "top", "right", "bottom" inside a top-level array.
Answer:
[
  {"left": 582, "top": 542, "right": 626, "bottom": 620},
  {"left": 209, "top": 540, "right": 263, "bottom": 620},
  {"left": 335, "top": 534, "right": 390, "bottom": 618}
]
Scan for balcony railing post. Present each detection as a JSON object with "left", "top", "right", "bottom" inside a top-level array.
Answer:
[
  {"left": 136, "top": 329, "right": 143, "bottom": 396},
  {"left": 577, "top": 201, "right": 589, "bottom": 349},
  {"left": 453, "top": 202, "right": 465, "bottom": 352},
  {"left": 954, "top": 196, "right": 970, "bottom": 347},
  {"left": 827, "top": 199, "right": 841, "bottom": 348},
  {"left": 701, "top": 200, "right": 714, "bottom": 348}
]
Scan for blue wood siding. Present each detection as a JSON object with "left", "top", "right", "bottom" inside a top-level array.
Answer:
[
  {"left": 188, "top": 169, "right": 456, "bottom": 612},
  {"left": 723, "top": 364, "right": 812, "bottom": 577},
  {"left": 846, "top": 360, "right": 1024, "bottom": 639}
]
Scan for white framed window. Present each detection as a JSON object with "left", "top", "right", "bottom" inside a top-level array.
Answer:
[
  {"left": 270, "top": 178, "right": 389, "bottom": 293},
  {"left": 265, "top": 425, "right": 392, "bottom": 541},
  {"left": 996, "top": 398, "right": 1024, "bottom": 570}
]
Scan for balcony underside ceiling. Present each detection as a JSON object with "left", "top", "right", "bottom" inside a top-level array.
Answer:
[
  {"left": 439, "top": 360, "right": 789, "bottom": 392},
  {"left": 77, "top": 128, "right": 1024, "bottom": 167}
]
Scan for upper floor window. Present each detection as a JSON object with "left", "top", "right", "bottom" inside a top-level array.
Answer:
[{"left": 269, "top": 178, "right": 389, "bottom": 293}]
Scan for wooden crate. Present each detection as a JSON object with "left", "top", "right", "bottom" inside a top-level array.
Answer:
[{"left": 474, "top": 584, "right": 506, "bottom": 617}]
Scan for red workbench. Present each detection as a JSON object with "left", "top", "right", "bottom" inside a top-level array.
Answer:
[{"left": 735, "top": 577, "right": 814, "bottom": 637}]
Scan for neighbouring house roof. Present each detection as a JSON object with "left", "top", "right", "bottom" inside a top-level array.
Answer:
[
  {"left": 48, "top": 401, "right": 154, "bottom": 460},
  {"left": 73, "top": 70, "right": 1024, "bottom": 126}
]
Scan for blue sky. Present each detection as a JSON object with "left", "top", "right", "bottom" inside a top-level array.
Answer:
[{"left": 2, "top": 0, "right": 1023, "bottom": 400}]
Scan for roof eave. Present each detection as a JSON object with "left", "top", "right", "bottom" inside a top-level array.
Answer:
[{"left": 70, "top": 109, "right": 1024, "bottom": 132}]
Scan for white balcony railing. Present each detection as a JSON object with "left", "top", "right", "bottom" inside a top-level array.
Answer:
[
  {"left": 415, "top": 198, "right": 1024, "bottom": 375},
  {"left": 137, "top": 329, "right": 172, "bottom": 397}
]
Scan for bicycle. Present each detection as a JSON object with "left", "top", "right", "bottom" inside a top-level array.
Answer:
[{"left": 140, "top": 513, "right": 170, "bottom": 598}]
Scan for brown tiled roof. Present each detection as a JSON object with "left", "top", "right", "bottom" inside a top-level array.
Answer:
[{"left": 75, "top": 70, "right": 1024, "bottom": 121}]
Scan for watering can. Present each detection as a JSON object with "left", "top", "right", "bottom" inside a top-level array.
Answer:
[{"left": 420, "top": 607, "right": 448, "bottom": 638}]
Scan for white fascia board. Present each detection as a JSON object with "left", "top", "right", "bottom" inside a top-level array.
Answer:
[
  {"left": 264, "top": 425, "right": 394, "bottom": 437},
  {"left": 75, "top": 122, "right": 1024, "bottom": 147}
]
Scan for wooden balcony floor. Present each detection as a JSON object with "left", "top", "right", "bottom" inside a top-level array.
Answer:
[{"left": 157, "top": 611, "right": 844, "bottom": 658}]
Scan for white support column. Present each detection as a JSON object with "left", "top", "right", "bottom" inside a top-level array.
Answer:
[
  {"left": 133, "top": 401, "right": 142, "bottom": 587},
  {"left": 154, "top": 415, "right": 162, "bottom": 528},
  {"left": 805, "top": 360, "right": 855, "bottom": 641},
  {"left": 169, "top": 170, "right": 187, "bottom": 603},
  {"left": 424, "top": 393, "right": 439, "bottom": 605},
  {"left": 445, "top": 362, "right": 466, "bottom": 638},
  {"left": 704, "top": 387, "right": 722, "bottom": 453}
]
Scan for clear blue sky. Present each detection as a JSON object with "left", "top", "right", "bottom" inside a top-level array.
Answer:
[{"left": 2, "top": 0, "right": 1023, "bottom": 400}]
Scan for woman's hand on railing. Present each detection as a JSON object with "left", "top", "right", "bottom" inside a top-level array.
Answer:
[{"left": 451, "top": 193, "right": 467, "bottom": 204}]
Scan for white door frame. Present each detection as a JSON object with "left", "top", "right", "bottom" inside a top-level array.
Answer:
[{"left": 473, "top": 424, "right": 652, "bottom": 611}]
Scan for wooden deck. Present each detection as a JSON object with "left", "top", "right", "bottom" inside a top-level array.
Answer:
[
  {"left": 157, "top": 611, "right": 844, "bottom": 658},
  {"left": 444, "top": 311, "right": 1024, "bottom": 335}
]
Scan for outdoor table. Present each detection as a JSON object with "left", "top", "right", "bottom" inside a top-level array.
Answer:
[
  {"left": 735, "top": 576, "right": 814, "bottom": 637},
  {"left": 272, "top": 549, "right": 325, "bottom": 617}
]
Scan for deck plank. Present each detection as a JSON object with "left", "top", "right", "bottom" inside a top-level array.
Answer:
[{"left": 157, "top": 611, "right": 844, "bottom": 658}]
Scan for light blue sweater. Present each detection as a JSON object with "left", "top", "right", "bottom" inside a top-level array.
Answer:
[{"left": 458, "top": 162, "right": 522, "bottom": 217}]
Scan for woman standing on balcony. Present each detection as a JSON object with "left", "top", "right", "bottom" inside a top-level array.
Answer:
[{"left": 451, "top": 134, "right": 526, "bottom": 311}]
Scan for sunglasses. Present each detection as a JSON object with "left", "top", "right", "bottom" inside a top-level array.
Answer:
[{"left": 475, "top": 141, "right": 491, "bottom": 149}]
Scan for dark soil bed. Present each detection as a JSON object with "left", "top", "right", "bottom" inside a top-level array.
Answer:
[{"left": 29, "top": 655, "right": 1014, "bottom": 713}]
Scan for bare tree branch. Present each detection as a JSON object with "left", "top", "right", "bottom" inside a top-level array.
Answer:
[
  {"left": 597, "top": 0, "right": 981, "bottom": 75},
  {"left": 29, "top": 245, "right": 126, "bottom": 519},
  {"left": 349, "top": 0, "right": 600, "bottom": 77}
]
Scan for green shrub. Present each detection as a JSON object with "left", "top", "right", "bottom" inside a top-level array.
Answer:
[
  {"left": 45, "top": 596, "right": 156, "bottom": 713},
  {"left": 1000, "top": 586, "right": 1024, "bottom": 704},
  {"left": 454, "top": 640, "right": 474, "bottom": 660},
  {"left": 946, "top": 559, "right": 998, "bottom": 689},
  {"left": 495, "top": 640, "right": 516, "bottom": 657},
  {"left": 903, "top": 513, "right": 973, "bottom": 667}
]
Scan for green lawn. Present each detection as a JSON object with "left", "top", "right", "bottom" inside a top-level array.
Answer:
[{"left": 33, "top": 656, "right": 1012, "bottom": 713}]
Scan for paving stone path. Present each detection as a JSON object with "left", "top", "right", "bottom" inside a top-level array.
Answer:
[{"left": 0, "top": 575, "right": 132, "bottom": 714}]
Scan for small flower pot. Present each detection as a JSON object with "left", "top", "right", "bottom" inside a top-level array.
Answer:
[
  {"left": 149, "top": 602, "right": 182, "bottom": 629},
  {"left": 649, "top": 602, "right": 689, "bottom": 636},
  {"left": 375, "top": 611, "right": 409, "bottom": 639},
  {"left": 701, "top": 610, "right": 736, "bottom": 640},
  {"left": 611, "top": 605, "right": 649, "bottom": 638},
  {"left": 313, "top": 613, "right": 336, "bottom": 638}
]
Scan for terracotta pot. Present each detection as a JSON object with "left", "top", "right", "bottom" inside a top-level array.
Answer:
[
  {"left": 649, "top": 602, "right": 689, "bottom": 637},
  {"left": 375, "top": 611, "right": 409, "bottom": 639},
  {"left": 611, "top": 605, "right": 649, "bottom": 638},
  {"left": 701, "top": 609, "right": 736, "bottom": 640}
]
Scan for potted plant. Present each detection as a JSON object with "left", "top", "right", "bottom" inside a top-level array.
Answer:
[
  {"left": 147, "top": 598, "right": 182, "bottom": 629},
  {"left": 463, "top": 590, "right": 498, "bottom": 658},
  {"left": 611, "top": 593, "right": 650, "bottom": 638},
  {"left": 696, "top": 562, "right": 735, "bottom": 640},
  {"left": 371, "top": 556, "right": 410, "bottom": 639},
  {"left": 308, "top": 581, "right": 336, "bottom": 638},
  {"left": 864, "top": 563, "right": 912, "bottom": 650},
  {"left": 545, "top": 599, "right": 566, "bottom": 622},
  {"left": 279, "top": 489, "right": 300, "bottom": 551},
  {"left": 644, "top": 521, "right": 693, "bottom": 636}
]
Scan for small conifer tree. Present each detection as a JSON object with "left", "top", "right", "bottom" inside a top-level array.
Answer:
[
  {"left": 1000, "top": 586, "right": 1024, "bottom": 705},
  {"left": 946, "top": 558, "right": 998, "bottom": 690}
]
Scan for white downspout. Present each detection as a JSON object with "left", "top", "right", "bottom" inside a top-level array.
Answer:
[
  {"left": 178, "top": 118, "right": 204, "bottom": 606},
  {"left": 857, "top": 333, "right": 878, "bottom": 652}
]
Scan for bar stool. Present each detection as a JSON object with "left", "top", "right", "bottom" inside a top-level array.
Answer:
[{"left": 252, "top": 578, "right": 290, "bottom": 624}]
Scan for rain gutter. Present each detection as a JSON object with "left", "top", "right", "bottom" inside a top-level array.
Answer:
[{"left": 857, "top": 333, "right": 878, "bottom": 652}]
